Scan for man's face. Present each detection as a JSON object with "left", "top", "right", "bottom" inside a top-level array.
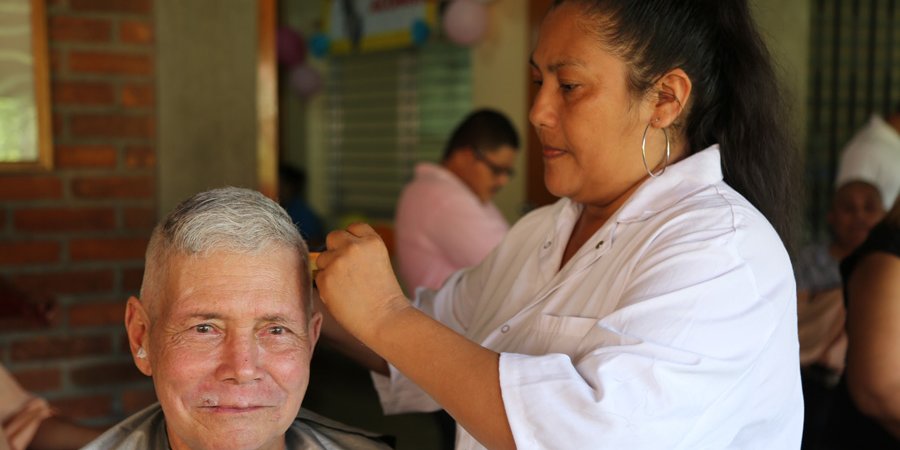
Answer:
[
  {"left": 137, "top": 246, "right": 320, "bottom": 450},
  {"left": 461, "top": 145, "right": 518, "bottom": 203}
]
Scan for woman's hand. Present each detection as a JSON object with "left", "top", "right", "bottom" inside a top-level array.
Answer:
[{"left": 314, "top": 223, "right": 410, "bottom": 342}]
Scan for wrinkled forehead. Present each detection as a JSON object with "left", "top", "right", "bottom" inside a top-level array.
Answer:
[{"left": 152, "top": 246, "right": 309, "bottom": 320}]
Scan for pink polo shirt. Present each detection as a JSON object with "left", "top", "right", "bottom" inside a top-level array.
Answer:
[{"left": 394, "top": 162, "right": 508, "bottom": 291}]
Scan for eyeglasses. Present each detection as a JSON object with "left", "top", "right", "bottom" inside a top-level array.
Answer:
[{"left": 471, "top": 149, "right": 515, "bottom": 178}]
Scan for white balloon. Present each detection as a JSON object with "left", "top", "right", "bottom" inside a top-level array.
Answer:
[
  {"left": 290, "top": 64, "right": 322, "bottom": 98},
  {"left": 443, "top": 0, "right": 489, "bottom": 46}
]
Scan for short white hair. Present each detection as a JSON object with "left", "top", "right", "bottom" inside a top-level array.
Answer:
[{"left": 140, "top": 187, "right": 310, "bottom": 315}]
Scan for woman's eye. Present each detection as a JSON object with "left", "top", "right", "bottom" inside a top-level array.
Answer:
[
  {"left": 195, "top": 324, "right": 213, "bottom": 334},
  {"left": 532, "top": 78, "right": 543, "bottom": 87},
  {"left": 560, "top": 83, "right": 576, "bottom": 92}
]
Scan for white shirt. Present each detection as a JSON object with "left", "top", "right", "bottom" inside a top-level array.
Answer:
[
  {"left": 836, "top": 114, "right": 900, "bottom": 208},
  {"left": 374, "top": 146, "right": 804, "bottom": 449},
  {"left": 394, "top": 162, "right": 508, "bottom": 291}
]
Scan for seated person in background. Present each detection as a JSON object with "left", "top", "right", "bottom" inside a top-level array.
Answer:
[
  {"left": 394, "top": 108, "right": 519, "bottom": 291},
  {"left": 795, "top": 180, "right": 885, "bottom": 449},
  {"left": 825, "top": 194, "right": 900, "bottom": 449},
  {"left": 1, "top": 278, "right": 103, "bottom": 450},
  {"left": 279, "top": 164, "right": 327, "bottom": 250},
  {"left": 834, "top": 106, "right": 900, "bottom": 212},
  {"left": 83, "top": 187, "right": 391, "bottom": 450}
]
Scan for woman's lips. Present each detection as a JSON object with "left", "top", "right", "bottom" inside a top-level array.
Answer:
[{"left": 542, "top": 146, "right": 566, "bottom": 158}]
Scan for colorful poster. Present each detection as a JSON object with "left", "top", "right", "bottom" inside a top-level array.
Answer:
[{"left": 324, "top": 0, "right": 438, "bottom": 53}]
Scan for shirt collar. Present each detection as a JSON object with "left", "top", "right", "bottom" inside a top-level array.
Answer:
[{"left": 614, "top": 144, "right": 724, "bottom": 223}]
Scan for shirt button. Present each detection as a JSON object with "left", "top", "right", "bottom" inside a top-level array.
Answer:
[
  {"left": 501, "top": 325, "right": 510, "bottom": 333},
  {"left": 542, "top": 241, "right": 551, "bottom": 249},
  {"left": 595, "top": 240, "right": 605, "bottom": 249}
]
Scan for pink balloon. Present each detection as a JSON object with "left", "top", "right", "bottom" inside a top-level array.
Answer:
[
  {"left": 277, "top": 27, "right": 306, "bottom": 67},
  {"left": 290, "top": 64, "right": 322, "bottom": 98},
  {"left": 442, "top": 0, "right": 488, "bottom": 46}
]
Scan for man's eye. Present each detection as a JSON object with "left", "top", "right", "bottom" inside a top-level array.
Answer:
[
  {"left": 269, "top": 326, "right": 285, "bottom": 335},
  {"left": 195, "top": 324, "right": 213, "bottom": 333}
]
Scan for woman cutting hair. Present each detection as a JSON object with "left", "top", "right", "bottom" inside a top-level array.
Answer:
[{"left": 315, "top": 1, "right": 804, "bottom": 448}]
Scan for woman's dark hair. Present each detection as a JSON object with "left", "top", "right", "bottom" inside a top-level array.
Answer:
[
  {"left": 442, "top": 108, "right": 520, "bottom": 160},
  {"left": 552, "top": 0, "right": 801, "bottom": 252}
]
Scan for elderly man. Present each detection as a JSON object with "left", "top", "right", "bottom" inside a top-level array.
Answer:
[{"left": 84, "top": 187, "right": 390, "bottom": 450}]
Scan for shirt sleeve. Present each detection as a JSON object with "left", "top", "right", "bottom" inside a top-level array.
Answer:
[{"left": 499, "top": 220, "right": 801, "bottom": 449}]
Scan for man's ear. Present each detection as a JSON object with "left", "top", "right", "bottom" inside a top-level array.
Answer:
[
  {"left": 651, "top": 68, "right": 692, "bottom": 129},
  {"left": 307, "top": 311, "right": 323, "bottom": 361},
  {"left": 125, "top": 296, "right": 153, "bottom": 376}
]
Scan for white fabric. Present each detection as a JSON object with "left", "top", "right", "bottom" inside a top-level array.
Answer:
[
  {"left": 394, "top": 162, "right": 508, "bottom": 291},
  {"left": 373, "top": 146, "right": 804, "bottom": 449},
  {"left": 835, "top": 114, "right": 900, "bottom": 208}
]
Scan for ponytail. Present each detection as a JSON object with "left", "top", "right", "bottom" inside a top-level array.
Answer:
[{"left": 555, "top": 0, "right": 802, "bottom": 254}]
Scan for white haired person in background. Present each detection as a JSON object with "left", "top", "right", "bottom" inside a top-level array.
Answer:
[{"left": 82, "top": 187, "right": 391, "bottom": 450}]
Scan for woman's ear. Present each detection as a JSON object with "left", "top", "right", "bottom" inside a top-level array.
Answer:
[
  {"left": 652, "top": 68, "right": 692, "bottom": 129},
  {"left": 125, "top": 296, "right": 153, "bottom": 376}
]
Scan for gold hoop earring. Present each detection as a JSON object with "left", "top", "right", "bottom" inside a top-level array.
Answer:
[{"left": 641, "top": 121, "right": 670, "bottom": 178}]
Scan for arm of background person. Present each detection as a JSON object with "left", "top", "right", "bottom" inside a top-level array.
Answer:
[
  {"left": 27, "top": 417, "right": 103, "bottom": 450},
  {"left": 845, "top": 252, "right": 900, "bottom": 439}
]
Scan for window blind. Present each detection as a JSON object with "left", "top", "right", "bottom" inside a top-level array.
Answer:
[
  {"left": 325, "top": 42, "right": 472, "bottom": 221},
  {"left": 806, "top": 0, "right": 900, "bottom": 238}
]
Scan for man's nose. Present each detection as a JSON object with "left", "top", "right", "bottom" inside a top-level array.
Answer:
[{"left": 217, "top": 334, "right": 263, "bottom": 384}]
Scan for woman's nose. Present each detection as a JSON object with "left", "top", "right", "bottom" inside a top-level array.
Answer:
[{"left": 529, "top": 84, "right": 556, "bottom": 131}]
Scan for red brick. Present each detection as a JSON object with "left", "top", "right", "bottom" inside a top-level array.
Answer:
[
  {"left": 52, "top": 112, "right": 63, "bottom": 137},
  {"left": 70, "top": 114, "right": 154, "bottom": 138},
  {"left": 50, "top": 394, "right": 113, "bottom": 420},
  {"left": 0, "top": 209, "right": 5, "bottom": 226},
  {"left": 122, "top": 267, "right": 145, "bottom": 291},
  {"left": 122, "top": 387, "right": 157, "bottom": 414},
  {"left": 120, "top": 84, "right": 154, "bottom": 108},
  {"left": 12, "top": 367, "right": 62, "bottom": 392},
  {"left": 12, "top": 269, "right": 114, "bottom": 295},
  {"left": 52, "top": 81, "right": 115, "bottom": 106},
  {"left": 72, "top": 176, "right": 154, "bottom": 199},
  {"left": 49, "top": 49, "right": 62, "bottom": 72},
  {"left": 69, "top": 300, "right": 126, "bottom": 326},
  {"left": 0, "top": 241, "right": 61, "bottom": 265},
  {"left": 70, "top": 0, "right": 151, "bottom": 14},
  {"left": 70, "top": 237, "right": 148, "bottom": 261},
  {"left": 11, "top": 335, "right": 111, "bottom": 361},
  {"left": 69, "top": 51, "right": 152, "bottom": 75},
  {"left": 71, "top": 361, "right": 146, "bottom": 387},
  {"left": 15, "top": 207, "right": 116, "bottom": 232},
  {"left": 0, "top": 176, "right": 63, "bottom": 200},
  {"left": 119, "top": 20, "right": 153, "bottom": 44},
  {"left": 124, "top": 207, "right": 156, "bottom": 229},
  {"left": 48, "top": 16, "right": 112, "bottom": 42},
  {"left": 124, "top": 146, "right": 155, "bottom": 168},
  {"left": 55, "top": 145, "right": 117, "bottom": 168}
]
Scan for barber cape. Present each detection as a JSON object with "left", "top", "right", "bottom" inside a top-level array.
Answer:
[{"left": 82, "top": 403, "right": 393, "bottom": 450}]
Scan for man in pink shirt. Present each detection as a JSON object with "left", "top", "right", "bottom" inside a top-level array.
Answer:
[{"left": 395, "top": 109, "right": 519, "bottom": 292}]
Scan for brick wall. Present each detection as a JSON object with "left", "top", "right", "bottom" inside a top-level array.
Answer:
[{"left": 0, "top": 0, "right": 157, "bottom": 425}]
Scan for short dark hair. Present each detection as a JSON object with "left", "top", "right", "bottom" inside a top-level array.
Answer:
[
  {"left": 441, "top": 109, "right": 520, "bottom": 161},
  {"left": 552, "top": 0, "right": 801, "bottom": 253}
]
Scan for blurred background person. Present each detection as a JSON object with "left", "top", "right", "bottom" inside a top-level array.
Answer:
[
  {"left": 394, "top": 108, "right": 519, "bottom": 292},
  {"left": 823, "top": 194, "right": 900, "bottom": 449},
  {"left": 280, "top": 164, "right": 327, "bottom": 250}
]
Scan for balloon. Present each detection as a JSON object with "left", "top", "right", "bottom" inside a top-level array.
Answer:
[
  {"left": 442, "top": 0, "right": 488, "bottom": 46},
  {"left": 411, "top": 18, "right": 430, "bottom": 45},
  {"left": 277, "top": 27, "right": 306, "bottom": 67},
  {"left": 309, "top": 33, "right": 331, "bottom": 58},
  {"left": 290, "top": 64, "right": 322, "bottom": 98}
]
